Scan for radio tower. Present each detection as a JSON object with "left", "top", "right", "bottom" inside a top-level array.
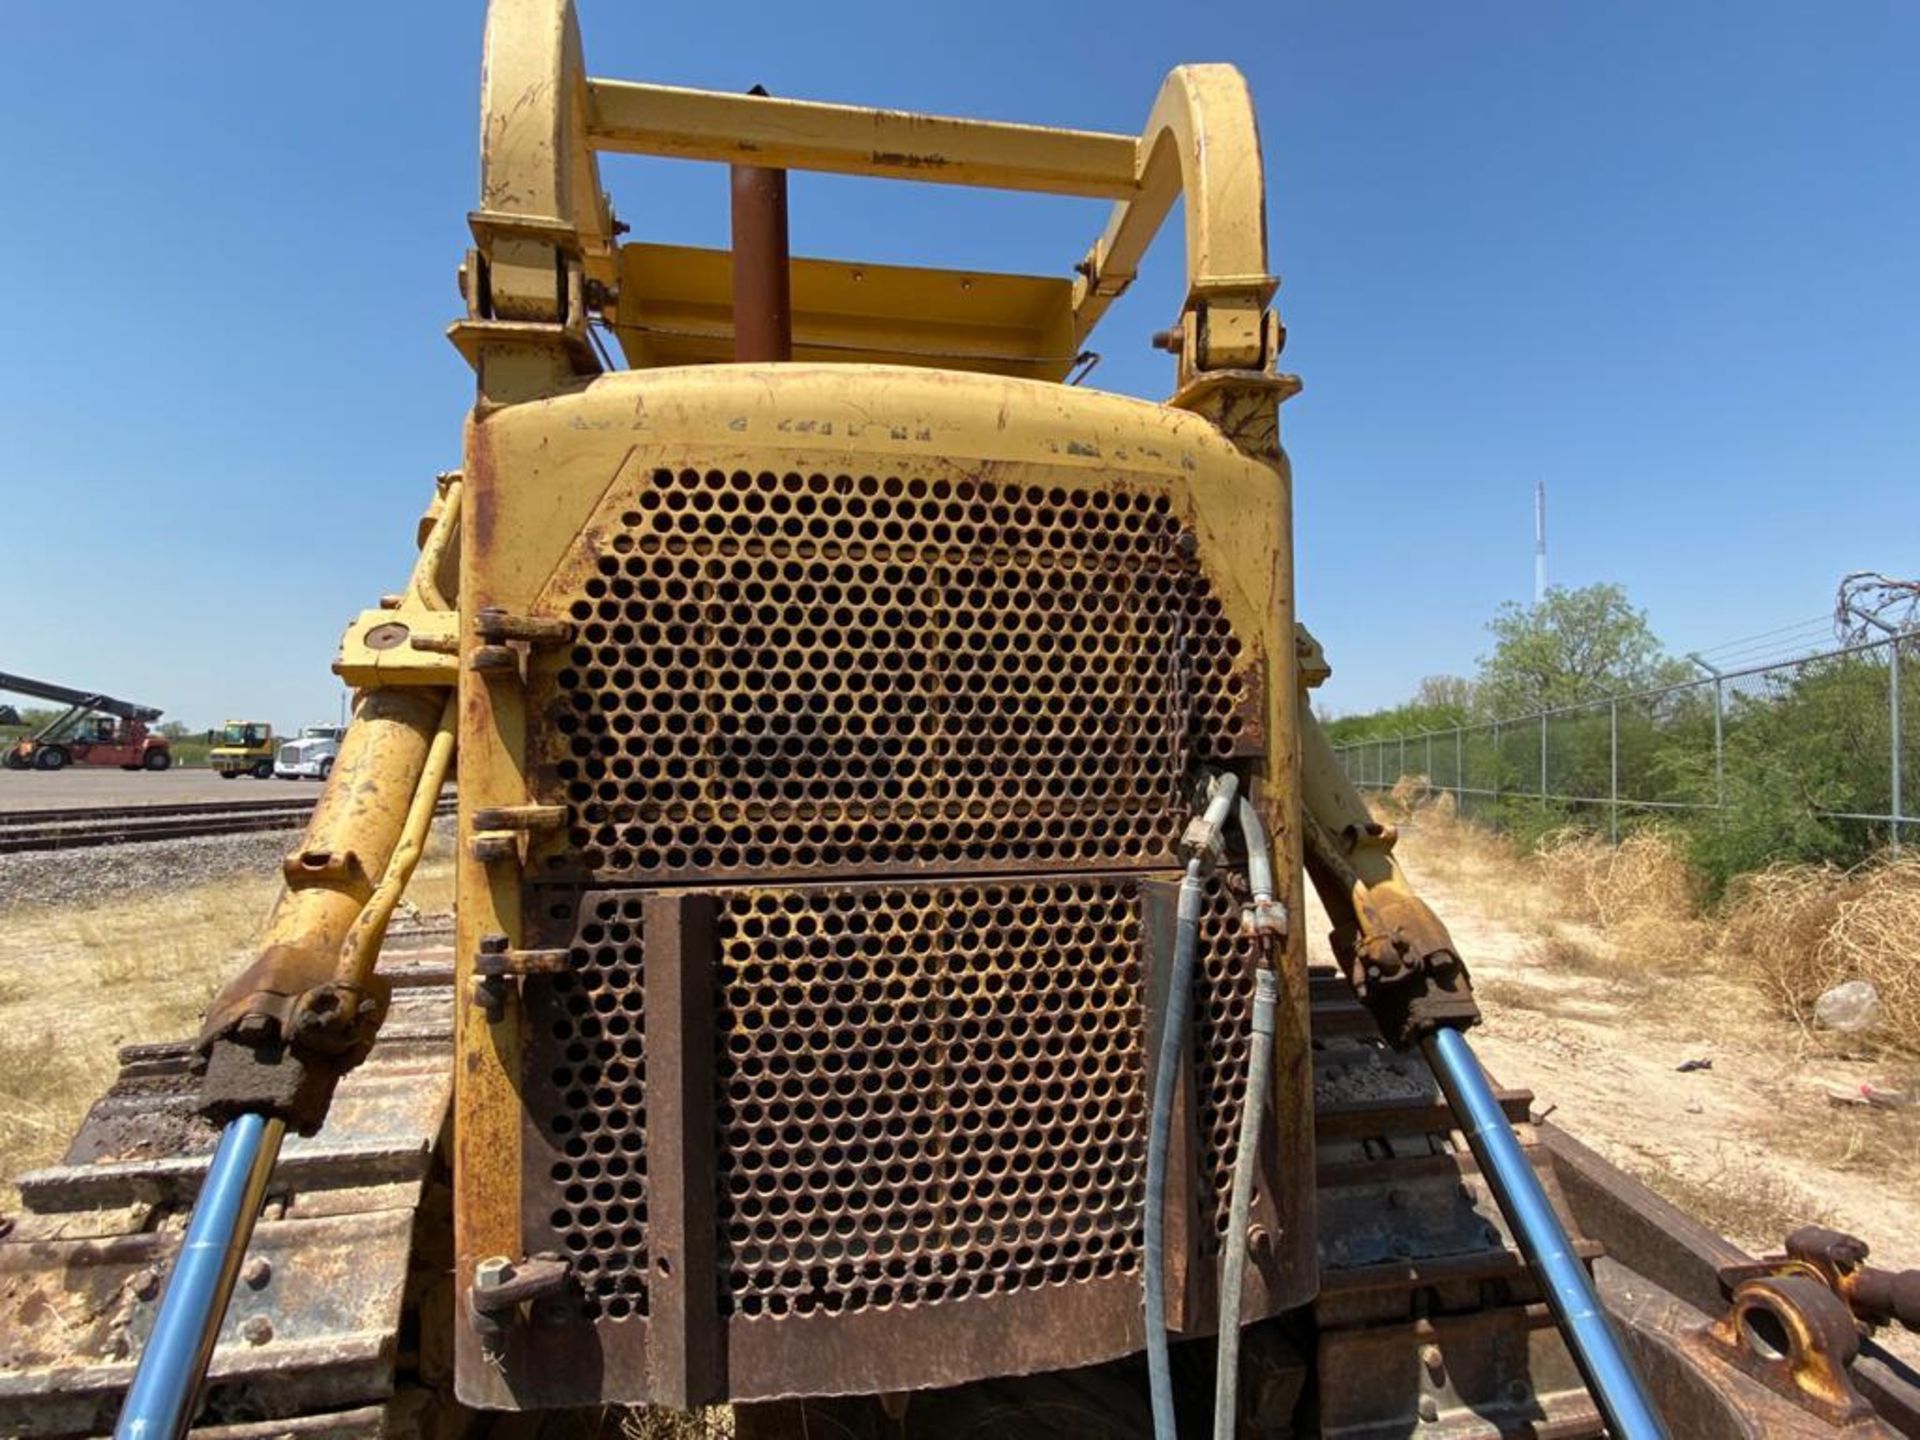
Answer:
[{"left": 1534, "top": 479, "right": 1547, "bottom": 604}]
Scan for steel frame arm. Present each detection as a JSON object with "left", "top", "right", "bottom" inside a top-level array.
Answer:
[
  {"left": 1297, "top": 691, "right": 1480, "bottom": 1046},
  {"left": 196, "top": 486, "right": 462, "bottom": 1134},
  {"left": 1069, "top": 64, "right": 1275, "bottom": 369},
  {"left": 0, "top": 670, "right": 161, "bottom": 722},
  {"left": 463, "top": 0, "right": 1278, "bottom": 386}
]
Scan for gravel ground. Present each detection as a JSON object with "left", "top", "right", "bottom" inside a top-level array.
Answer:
[{"left": 0, "top": 827, "right": 306, "bottom": 911}]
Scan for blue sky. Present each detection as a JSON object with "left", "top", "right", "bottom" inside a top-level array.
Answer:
[{"left": 2, "top": 2, "right": 1914, "bottom": 728}]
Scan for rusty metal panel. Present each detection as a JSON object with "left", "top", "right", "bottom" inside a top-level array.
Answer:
[
  {"left": 505, "top": 872, "right": 1303, "bottom": 1403},
  {"left": 642, "top": 891, "right": 723, "bottom": 1407},
  {"left": 521, "top": 465, "right": 1259, "bottom": 891},
  {"left": 456, "top": 375, "right": 1308, "bottom": 1407}
]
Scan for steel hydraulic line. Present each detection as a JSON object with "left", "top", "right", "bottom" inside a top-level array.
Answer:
[
  {"left": 1209, "top": 794, "right": 1283, "bottom": 1440},
  {"left": 1423, "top": 1026, "right": 1670, "bottom": 1440},
  {"left": 1212, "top": 968, "right": 1278, "bottom": 1440},
  {"left": 1145, "top": 770, "right": 1239, "bottom": 1440},
  {"left": 114, "top": 1112, "right": 286, "bottom": 1440}
]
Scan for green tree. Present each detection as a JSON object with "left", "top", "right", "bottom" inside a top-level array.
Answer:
[{"left": 1476, "top": 584, "right": 1687, "bottom": 716}]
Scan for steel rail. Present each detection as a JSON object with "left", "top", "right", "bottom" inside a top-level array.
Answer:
[{"left": 0, "top": 796, "right": 454, "bottom": 855}]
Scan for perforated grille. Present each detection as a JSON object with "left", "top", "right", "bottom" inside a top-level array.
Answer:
[
  {"left": 531, "top": 893, "right": 650, "bottom": 1321},
  {"left": 1194, "top": 877, "right": 1261, "bottom": 1238},
  {"left": 714, "top": 878, "right": 1147, "bottom": 1319},
  {"left": 532, "top": 468, "right": 1253, "bottom": 884}
]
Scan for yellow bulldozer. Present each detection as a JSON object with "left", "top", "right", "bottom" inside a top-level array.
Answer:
[{"left": 2, "top": 3, "right": 1916, "bottom": 1438}]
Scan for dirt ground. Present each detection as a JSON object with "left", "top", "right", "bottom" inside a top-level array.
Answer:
[
  {"left": 0, "top": 767, "right": 313, "bottom": 811},
  {"left": 1313, "top": 820, "right": 1920, "bottom": 1361}
]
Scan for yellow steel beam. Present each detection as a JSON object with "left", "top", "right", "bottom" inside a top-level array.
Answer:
[
  {"left": 1072, "top": 65, "right": 1274, "bottom": 359},
  {"left": 584, "top": 80, "right": 1141, "bottom": 199}
]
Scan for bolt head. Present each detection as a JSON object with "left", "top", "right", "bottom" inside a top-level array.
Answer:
[
  {"left": 130, "top": 1267, "right": 162, "bottom": 1301},
  {"left": 243, "top": 1256, "right": 273, "bottom": 1289},
  {"left": 475, "top": 1255, "right": 516, "bottom": 1290},
  {"left": 1417, "top": 1395, "right": 1440, "bottom": 1423},
  {"left": 241, "top": 1315, "right": 274, "bottom": 1346}
]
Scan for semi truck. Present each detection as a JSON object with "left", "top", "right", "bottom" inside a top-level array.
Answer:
[{"left": 273, "top": 723, "right": 345, "bottom": 780}]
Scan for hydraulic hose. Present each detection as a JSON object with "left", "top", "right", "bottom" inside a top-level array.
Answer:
[
  {"left": 1211, "top": 968, "right": 1277, "bottom": 1440},
  {"left": 115, "top": 1112, "right": 286, "bottom": 1440},
  {"left": 1146, "top": 771, "right": 1239, "bottom": 1440},
  {"left": 1423, "top": 1027, "right": 1669, "bottom": 1440},
  {"left": 1236, "top": 794, "right": 1273, "bottom": 905}
]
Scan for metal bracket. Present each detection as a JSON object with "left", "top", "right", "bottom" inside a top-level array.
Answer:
[
  {"left": 469, "top": 1253, "right": 573, "bottom": 1337},
  {"left": 280, "top": 848, "right": 364, "bottom": 888},
  {"left": 469, "top": 831, "right": 521, "bottom": 865},
  {"left": 471, "top": 934, "right": 573, "bottom": 1021},
  {"left": 1704, "top": 1273, "right": 1876, "bottom": 1424},
  {"left": 474, "top": 607, "right": 576, "bottom": 647},
  {"left": 334, "top": 608, "right": 460, "bottom": 687},
  {"left": 471, "top": 804, "right": 567, "bottom": 833}
]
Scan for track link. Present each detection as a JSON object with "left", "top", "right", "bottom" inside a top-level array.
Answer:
[
  {"left": 1307, "top": 969, "right": 1604, "bottom": 1438},
  {"left": 0, "top": 925, "right": 457, "bottom": 1439}
]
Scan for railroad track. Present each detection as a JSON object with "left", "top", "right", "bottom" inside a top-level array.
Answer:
[{"left": 0, "top": 794, "right": 455, "bottom": 855}]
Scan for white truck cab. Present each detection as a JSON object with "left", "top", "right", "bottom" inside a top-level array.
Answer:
[{"left": 274, "top": 723, "right": 345, "bottom": 780}]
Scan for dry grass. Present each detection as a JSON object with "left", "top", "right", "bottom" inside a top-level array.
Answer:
[
  {"left": 1758, "top": 1089, "right": 1920, "bottom": 1177},
  {"left": 0, "top": 845, "right": 454, "bottom": 1210},
  {"left": 1720, "top": 856, "right": 1920, "bottom": 1046},
  {"left": 1385, "top": 772, "right": 1433, "bottom": 818},
  {"left": 1534, "top": 827, "right": 1703, "bottom": 968},
  {"left": 1627, "top": 1156, "right": 1834, "bottom": 1250},
  {"left": 621, "top": 1407, "right": 735, "bottom": 1440},
  {"left": 1400, "top": 799, "right": 1918, "bottom": 1046}
]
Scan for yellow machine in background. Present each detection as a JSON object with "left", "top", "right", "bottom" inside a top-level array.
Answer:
[
  {"left": 209, "top": 719, "right": 276, "bottom": 779},
  {"left": 9, "top": 4, "right": 1919, "bottom": 1439}
]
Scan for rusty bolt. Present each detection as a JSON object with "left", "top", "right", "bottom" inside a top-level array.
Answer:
[
  {"left": 1247, "top": 1224, "right": 1272, "bottom": 1262},
  {"left": 241, "top": 1315, "right": 274, "bottom": 1346},
  {"left": 1150, "top": 327, "right": 1183, "bottom": 353},
  {"left": 1420, "top": 1343, "right": 1445, "bottom": 1383},
  {"left": 243, "top": 1257, "right": 273, "bottom": 1289},
  {"left": 1416, "top": 1395, "right": 1439, "bottom": 1423},
  {"left": 130, "top": 1267, "right": 162, "bottom": 1301},
  {"left": 365, "top": 621, "right": 411, "bottom": 651}
]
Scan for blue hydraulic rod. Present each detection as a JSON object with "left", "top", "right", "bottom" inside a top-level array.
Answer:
[
  {"left": 115, "top": 1111, "right": 287, "bottom": 1440},
  {"left": 1422, "top": 1026, "right": 1669, "bottom": 1440}
]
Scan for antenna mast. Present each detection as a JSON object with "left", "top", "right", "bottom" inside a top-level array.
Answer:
[{"left": 1534, "top": 479, "right": 1547, "bottom": 604}]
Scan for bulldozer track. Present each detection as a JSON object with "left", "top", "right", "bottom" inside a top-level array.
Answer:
[
  {"left": 0, "top": 797, "right": 455, "bottom": 855},
  {"left": 0, "top": 919, "right": 1619, "bottom": 1438}
]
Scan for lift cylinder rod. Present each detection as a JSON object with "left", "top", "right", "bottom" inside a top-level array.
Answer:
[
  {"left": 1422, "top": 1026, "right": 1669, "bottom": 1440},
  {"left": 115, "top": 1113, "right": 286, "bottom": 1440}
]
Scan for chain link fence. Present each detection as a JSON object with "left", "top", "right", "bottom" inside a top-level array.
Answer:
[{"left": 1330, "top": 633, "right": 1916, "bottom": 856}]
